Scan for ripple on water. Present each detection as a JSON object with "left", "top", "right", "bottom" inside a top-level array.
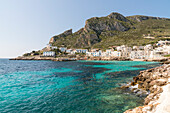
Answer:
[{"left": 0, "top": 59, "right": 160, "bottom": 113}]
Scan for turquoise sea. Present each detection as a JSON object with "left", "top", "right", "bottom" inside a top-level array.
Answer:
[{"left": 0, "top": 59, "right": 160, "bottom": 113}]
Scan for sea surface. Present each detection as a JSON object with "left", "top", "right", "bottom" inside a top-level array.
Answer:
[{"left": 0, "top": 59, "right": 160, "bottom": 113}]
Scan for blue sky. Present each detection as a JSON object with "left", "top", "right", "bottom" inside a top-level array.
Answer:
[{"left": 0, "top": 0, "right": 170, "bottom": 58}]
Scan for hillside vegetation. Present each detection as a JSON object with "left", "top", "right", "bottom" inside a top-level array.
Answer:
[{"left": 50, "top": 12, "right": 170, "bottom": 49}]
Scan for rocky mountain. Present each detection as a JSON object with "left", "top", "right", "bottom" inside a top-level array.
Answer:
[
  {"left": 49, "top": 29, "right": 73, "bottom": 44},
  {"left": 49, "top": 12, "right": 170, "bottom": 49}
]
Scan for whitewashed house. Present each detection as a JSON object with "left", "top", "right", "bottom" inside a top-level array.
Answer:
[
  {"left": 116, "top": 45, "right": 126, "bottom": 51},
  {"left": 51, "top": 46, "right": 58, "bottom": 49},
  {"left": 105, "top": 49, "right": 114, "bottom": 57},
  {"left": 86, "top": 52, "right": 92, "bottom": 57},
  {"left": 76, "top": 49, "right": 88, "bottom": 54},
  {"left": 86, "top": 49, "right": 102, "bottom": 57},
  {"left": 59, "top": 47, "right": 67, "bottom": 52},
  {"left": 144, "top": 44, "right": 153, "bottom": 59},
  {"left": 133, "top": 46, "right": 138, "bottom": 50},
  {"left": 144, "top": 44, "right": 153, "bottom": 50},
  {"left": 112, "top": 51, "right": 122, "bottom": 57},
  {"left": 122, "top": 47, "right": 132, "bottom": 58},
  {"left": 156, "top": 40, "right": 170, "bottom": 46},
  {"left": 43, "top": 51, "right": 55, "bottom": 57},
  {"left": 46, "top": 44, "right": 58, "bottom": 50},
  {"left": 163, "top": 45, "right": 170, "bottom": 54},
  {"left": 130, "top": 51, "right": 144, "bottom": 59},
  {"left": 92, "top": 50, "right": 102, "bottom": 57},
  {"left": 153, "top": 45, "right": 170, "bottom": 58},
  {"left": 116, "top": 45, "right": 132, "bottom": 58},
  {"left": 66, "top": 49, "right": 73, "bottom": 54},
  {"left": 139, "top": 46, "right": 144, "bottom": 50},
  {"left": 101, "top": 52, "right": 107, "bottom": 57},
  {"left": 82, "top": 49, "right": 88, "bottom": 53}
]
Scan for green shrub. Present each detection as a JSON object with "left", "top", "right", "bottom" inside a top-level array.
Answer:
[
  {"left": 164, "top": 54, "right": 170, "bottom": 57},
  {"left": 23, "top": 53, "right": 31, "bottom": 57}
]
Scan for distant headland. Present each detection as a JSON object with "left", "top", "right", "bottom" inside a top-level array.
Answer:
[{"left": 11, "top": 12, "right": 170, "bottom": 62}]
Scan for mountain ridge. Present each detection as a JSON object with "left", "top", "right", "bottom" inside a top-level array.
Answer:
[{"left": 49, "top": 12, "right": 170, "bottom": 49}]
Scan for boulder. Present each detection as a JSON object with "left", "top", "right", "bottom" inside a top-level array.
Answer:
[
  {"left": 155, "top": 79, "right": 167, "bottom": 86},
  {"left": 125, "top": 64, "right": 170, "bottom": 113}
]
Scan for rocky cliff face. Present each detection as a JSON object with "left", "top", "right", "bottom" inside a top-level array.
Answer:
[
  {"left": 75, "top": 32, "right": 100, "bottom": 47},
  {"left": 49, "top": 29, "right": 72, "bottom": 44},
  {"left": 107, "top": 12, "right": 129, "bottom": 22},
  {"left": 84, "top": 13, "right": 130, "bottom": 33},
  {"left": 127, "top": 15, "right": 169, "bottom": 22},
  {"left": 74, "top": 13, "right": 130, "bottom": 47},
  {"left": 50, "top": 12, "right": 132, "bottom": 47},
  {"left": 49, "top": 12, "right": 170, "bottom": 48},
  {"left": 84, "top": 18, "right": 129, "bottom": 33}
]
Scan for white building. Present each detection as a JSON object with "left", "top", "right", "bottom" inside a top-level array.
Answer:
[
  {"left": 85, "top": 41, "right": 169, "bottom": 59},
  {"left": 86, "top": 49, "right": 102, "bottom": 57},
  {"left": 51, "top": 46, "right": 58, "bottom": 49},
  {"left": 105, "top": 49, "right": 114, "bottom": 57},
  {"left": 112, "top": 51, "right": 122, "bottom": 57},
  {"left": 156, "top": 40, "right": 170, "bottom": 46},
  {"left": 116, "top": 45, "right": 126, "bottom": 51},
  {"left": 86, "top": 52, "right": 92, "bottom": 56},
  {"left": 59, "top": 47, "right": 67, "bottom": 52},
  {"left": 43, "top": 51, "right": 55, "bottom": 57},
  {"left": 163, "top": 45, "right": 170, "bottom": 54},
  {"left": 144, "top": 44, "right": 153, "bottom": 50},
  {"left": 139, "top": 46, "right": 144, "bottom": 50},
  {"left": 66, "top": 49, "right": 73, "bottom": 53},
  {"left": 144, "top": 44, "right": 154, "bottom": 59},
  {"left": 154, "top": 45, "right": 170, "bottom": 56},
  {"left": 133, "top": 46, "right": 138, "bottom": 50},
  {"left": 46, "top": 44, "right": 58, "bottom": 50},
  {"left": 116, "top": 45, "right": 132, "bottom": 58},
  {"left": 130, "top": 51, "right": 144, "bottom": 59},
  {"left": 76, "top": 49, "right": 88, "bottom": 54},
  {"left": 93, "top": 50, "right": 102, "bottom": 57},
  {"left": 122, "top": 47, "right": 132, "bottom": 58}
]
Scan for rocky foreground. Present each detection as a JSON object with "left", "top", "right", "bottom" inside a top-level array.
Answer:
[{"left": 124, "top": 64, "right": 170, "bottom": 113}]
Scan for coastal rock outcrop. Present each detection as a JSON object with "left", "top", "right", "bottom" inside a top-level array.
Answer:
[{"left": 124, "top": 64, "right": 170, "bottom": 113}]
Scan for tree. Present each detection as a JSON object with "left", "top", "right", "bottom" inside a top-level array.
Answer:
[
  {"left": 33, "top": 52, "right": 39, "bottom": 55},
  {"left": 52, "top": 49, "right": 62, "bottom": 55}
]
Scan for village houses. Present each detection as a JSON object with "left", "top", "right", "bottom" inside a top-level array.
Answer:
[{"left": 43, "top": 40, "right": 170, "bottom": 59}]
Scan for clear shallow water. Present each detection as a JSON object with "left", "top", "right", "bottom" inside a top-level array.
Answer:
[{"left": 0, "top": 59, "right": 160, "bottom": 113}]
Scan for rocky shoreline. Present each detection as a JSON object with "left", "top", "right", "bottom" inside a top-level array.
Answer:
[
  {"left": 123, "top": 64, "right": 170, "bottom": 113},
  {"left": 9, "top": 56, "right": 77, "bottom": 61},
  {"left": 10, "top": 56, "right": 170, "bottom": 63}
]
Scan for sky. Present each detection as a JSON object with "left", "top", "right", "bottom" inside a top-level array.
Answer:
[{"left": 0, "top": 0, "right": 170, "bottom": 58}]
